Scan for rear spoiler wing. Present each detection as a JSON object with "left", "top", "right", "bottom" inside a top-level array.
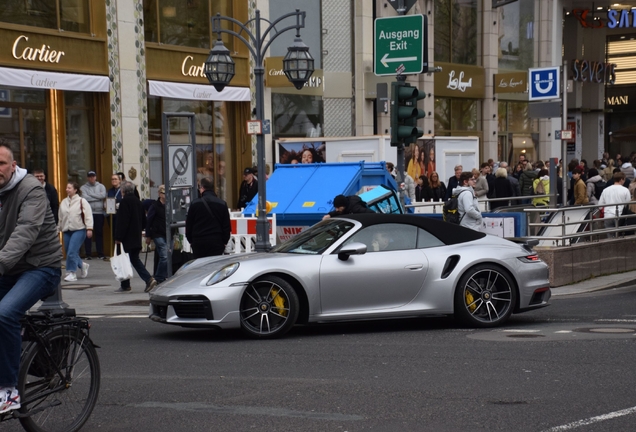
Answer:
[{"left": 508, "top": 238, "right": 539, "bottom": 253}]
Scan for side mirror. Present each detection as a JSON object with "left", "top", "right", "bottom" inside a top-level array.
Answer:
[{"left": 337, "top": 242, "right": 367, "bottom": 261}]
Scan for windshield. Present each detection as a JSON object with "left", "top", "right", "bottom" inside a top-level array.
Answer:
[{"left": 270, "top": 220, "right": 355, "bottom": 254}]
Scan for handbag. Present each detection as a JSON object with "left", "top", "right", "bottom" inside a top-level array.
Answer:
[{"left": 110, "top": 243, "right": 133, "bottom": 282}]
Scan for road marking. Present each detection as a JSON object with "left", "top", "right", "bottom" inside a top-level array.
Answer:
[
  {"left": 543, "top": 405, "right": 636, "bottom": 431},
  {"left": 595, "top": 319, "right": 636, "bottom": 323},
  {"left": 554, "top": 330, "right": 572, "bottom": 333},
  {"left": 501, "top": 329, "right": 541, "bottom": 333},
  {"left": 83, "top": 315, "right": 147, "bottom": 319}
]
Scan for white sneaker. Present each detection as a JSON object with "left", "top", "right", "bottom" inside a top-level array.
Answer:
[
  {"left": 64, "top": 272, "right": 77, "bottom": 282},
  {"left": 0, "top": 387, "right": 20, "bottom": 414},
  {"left": 80, "top": 262, "right": 89, "bottom": 279}
]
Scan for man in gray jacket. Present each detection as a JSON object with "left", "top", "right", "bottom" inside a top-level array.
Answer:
[
  {"left": 0, "top": 143, "right": 62, "bottom": 414},
  {"left": 81, "top": 171, "right": 107, "bottom": 260},
  {"left": 454, "top": 171, "right": 483, "bottom": 231}
]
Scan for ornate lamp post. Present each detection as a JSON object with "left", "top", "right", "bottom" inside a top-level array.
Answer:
[{"left": 204, "top": 9, "right": 314, "bottom": 252}]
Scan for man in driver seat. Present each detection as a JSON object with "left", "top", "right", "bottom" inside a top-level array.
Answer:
[{"left": 322, "top": 194, "right": 375, "bottom": 220}]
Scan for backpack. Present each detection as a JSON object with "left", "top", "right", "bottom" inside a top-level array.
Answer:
[
  {"left": 593, "top": 180, "right": 607, "bottom": 200},
  {"left": 534, "top": 180, "right": 546, "bottom": 195},
  {"left": 443, "top": 191, "right": 466, "bottom": 224}
]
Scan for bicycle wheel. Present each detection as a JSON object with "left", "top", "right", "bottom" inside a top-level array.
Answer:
[{"left": 18, "top": 327, "right": 100, "bottom": 432}]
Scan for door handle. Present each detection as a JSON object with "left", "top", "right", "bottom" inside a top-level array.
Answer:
[{"left": 404, "top": 264, "right": 423, "bottom": 270}]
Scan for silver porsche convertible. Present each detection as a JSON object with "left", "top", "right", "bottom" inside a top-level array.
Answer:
[{"left": 149, "top": 214, "right": 550, "bottom": 338}]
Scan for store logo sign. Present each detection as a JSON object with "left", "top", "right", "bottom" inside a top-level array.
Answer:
[
  {"left": 12, "top": 35, "right": 65, "bottom": 64},
  {"left": 572, "top": 8, "right": 636, "bottom": 29},
  {"left": 446, "top": 70, "right": 472, "bottom": 92},
  {"left": 528, "top": 67, "right": 560, "bottom": 101},
  {"left": 572, "top": 59, "right": 616, "bottom": 84},
  {"left": 181, "top": 55, "right": 205, "bottom": 78}
]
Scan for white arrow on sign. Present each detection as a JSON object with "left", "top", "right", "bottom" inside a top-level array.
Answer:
[{"left": 381, "top": 53, "right": 418, "bottom": 68}]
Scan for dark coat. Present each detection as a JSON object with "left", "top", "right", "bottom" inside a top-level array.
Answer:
[
  {"left": 486, "top": 173, "right": 496, "bottom": 199},
  {"left": 328, "top": 195, "right": 375, "bottom": 217},
  {"left": 186, "top": 190, "right": 231, "bottom": 245},
  {"left": 519, "top": 170, "right": 538, "bottom": 196},
  {"left": 445, "top": 176, "right": 460, "bottom": 201},
  {"left": 430, "top": 183, "right": 446, "bottom": 202},
  {"left": 237, "top": 179, "right": 258, "bottom": 209},
  {"left": 491, "top": 176, "right": 514, "bottom": 210},
  {"left": 114, "top": 193, "right": 146, "bottom": 252},
  {"left": 146, "top": 198, "right": 166, "bottom": 239},
  {"left": 415, "top": 185, "right": 433, "bottom": 202},
  {"left": 44, "top": 182, "right": 59, "bottom": 224}
]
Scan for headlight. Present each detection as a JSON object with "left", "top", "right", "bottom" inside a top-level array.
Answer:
[{"left": 206, "top": 263, "right": 240, "bottom": 286}]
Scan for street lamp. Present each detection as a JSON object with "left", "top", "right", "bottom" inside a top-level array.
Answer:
[{"left": 205, "top": 10, "right": 314, "bottom": 252}]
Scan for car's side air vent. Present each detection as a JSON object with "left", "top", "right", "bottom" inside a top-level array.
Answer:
[{"left": 441, "top": 255, "right": 460, "bottom": 279}]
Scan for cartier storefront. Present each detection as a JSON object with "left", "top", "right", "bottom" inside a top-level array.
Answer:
[{"left": 0, "top": 1, "right": 111, "bottom": 196}]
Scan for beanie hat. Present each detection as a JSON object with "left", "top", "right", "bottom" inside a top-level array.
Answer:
[
  {"left": 333, "top": 195, "right": 348, "bottom": 208},
  {"left": 588, "top": 168, "right": 599, "bottom": 178}
]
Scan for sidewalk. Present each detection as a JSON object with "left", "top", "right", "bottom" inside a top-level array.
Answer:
[{"left": 36, "top": 253, "right": 636, "bottom": 317}]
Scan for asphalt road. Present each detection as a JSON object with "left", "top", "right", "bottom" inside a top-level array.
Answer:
[{"left": 5, "top": 285, "right": 636, "bottom": 432}]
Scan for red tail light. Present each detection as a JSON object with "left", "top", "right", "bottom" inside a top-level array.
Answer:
[{"left": 518, "top": 254, "right": 541, "bottom": 263}]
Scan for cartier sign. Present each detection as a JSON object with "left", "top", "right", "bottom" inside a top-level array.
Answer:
[
  {"left": 12, "top": 35, "right": 65, "bottom": 63},
  {"left": 181, "top": 55, "right": 205, "bottom": 78}
]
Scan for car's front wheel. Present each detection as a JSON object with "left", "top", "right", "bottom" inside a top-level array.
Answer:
[
  {"left": 454, "top": 264, "right": 516, "bottom": 327},
  {"left": 239, "top": 276, "right": 299, "bottom": 339}
]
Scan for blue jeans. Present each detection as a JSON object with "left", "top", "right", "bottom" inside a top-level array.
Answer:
[
  {"left": 84, "top": 214, "right": 105, "bottom": 257},
  {"left": 121, "top": 248, "right": 152, "bottom": 289},
  {"left": 153, "top": 237, "right": 168, "bottom": 283},
  {"left": 63, "top": 229, "right": 86, "bottom": 272},
  {"left": 0, "top": 267, "right": 61, "bottom": 387}
]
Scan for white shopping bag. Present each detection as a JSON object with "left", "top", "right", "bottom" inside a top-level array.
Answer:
[{"left": 111, "top": 244, "right": 133, "bottom": 282}]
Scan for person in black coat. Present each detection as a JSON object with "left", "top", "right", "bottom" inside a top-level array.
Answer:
[
  {"left": 429, "top": 171, "right": 447, "bottom": 202},
  {"left": 415, "top": 175, "right": 434, "bottom": 202},
  {"left": 323, "top": 194, "right": 375, "bottom": 219},
  {"left": 444, "top": 165, "right": 463, "bottom": 201},
  {"left": 186, "top": 176, "right": 231, "bottom": 259},
  {"left": 33, "top": 169, "right": 59, "bottom": 224},
  {"left": 491, "top": 167, "right": 514, "bottom": 211},
  {"left": 237, "top": 167, "right": 258, "bottom": 209},
  {"left": 145, "top": 185, "right": 168, "bottom": 284},
  {"left": 114, "top": 181, "right": 155, "bottom": 293}
]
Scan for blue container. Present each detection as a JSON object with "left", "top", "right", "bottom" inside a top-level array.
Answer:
[{"left": 243, "top": 162, "right": 398, "bottom": 228}]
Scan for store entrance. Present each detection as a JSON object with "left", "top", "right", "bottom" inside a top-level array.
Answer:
[{"left": 0, "top": 87, "right": 48, "bottom": 171}]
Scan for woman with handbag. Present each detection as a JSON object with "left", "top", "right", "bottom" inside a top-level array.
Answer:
[{"left": 59, "top": 182, "right": 93, "bottom": 282}]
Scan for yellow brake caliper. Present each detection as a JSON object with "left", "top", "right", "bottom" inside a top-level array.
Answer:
[
  {"left": 465, "top": 291, "right": 477, "bottom": 312},
  {"left": 270, "top": 289, "right": 287, "bottom": 316}
]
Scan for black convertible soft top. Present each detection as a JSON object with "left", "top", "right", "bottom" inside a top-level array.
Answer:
[{"left": 339, "top": 213, "right": 487, "bottom": 245}]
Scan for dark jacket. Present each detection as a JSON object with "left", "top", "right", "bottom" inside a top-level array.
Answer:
[
  {"left": 519, "top": 170, "right": 538, "bottom": 196},
  {"left": 186, "top": 190, "right": 231, "bottom": 245},
  {"left": 237, "top": 179, "right": 258, "bottom": 209},
  {"left": 445, "top": 176, "right": 460, "bottom": 201},
  {"left": 486, "top": 173, "right": 496, "bottom": 199},
  {"left": 430, "top": 183, "right": 446, "bottom": 202},
  {"left": 114, "top": 193, "right": 146, "bottom": 252},
  {"left": 328, "top": 195, "right": 375, "bottom": 217},
  {"left": 44, "top": 182, "right": 59, "bottom": 224},
  {"left": 415, "top": 185, "right": 433, "bottom": 202},
  {"left": 146, "top": 198, "right": 166, "bottom": 239},
  {"left": 0, "top": 173, "right": 62, "bottom": 275},
  {"left": 491, "top": 176, "right": 514, "bottom": 210}
]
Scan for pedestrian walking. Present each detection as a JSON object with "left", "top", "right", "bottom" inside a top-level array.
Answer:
[
  {"left": 145, "top": 185, "right": 168, "bottom": 284},
  {"left": 114, "top": 181, "right": 156, "bottom": 292},
  {"left": 81, "top": 170, "right": 107, "bottom": 260},
  {"left": 33, "top": 168, "right": 59, "bottom": 224},
  {"left": 59, "top": 182, "right": 93, "bottom": 282},
  {"left": 186, "top": 176, "right": 231, "bottom": 259}
]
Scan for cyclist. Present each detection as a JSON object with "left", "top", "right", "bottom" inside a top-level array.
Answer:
[{"left": 0, "top": 144, "right": 63, "bottom": 414}]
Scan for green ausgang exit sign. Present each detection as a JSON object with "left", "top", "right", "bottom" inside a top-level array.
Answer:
[{"left": 374, "top": 14, "right": 426, "bottom": 77}]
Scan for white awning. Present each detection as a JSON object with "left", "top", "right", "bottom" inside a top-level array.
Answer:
[
  {"left": 0, "top": 66, "right": 109, "bottom": 92},
  {"left": 148, "top": 80, "right": 250, "bottom": 102}
]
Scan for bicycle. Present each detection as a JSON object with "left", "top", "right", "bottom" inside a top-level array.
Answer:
[{"left": 0, "top": 309, "right": 101, "bottom": 432}]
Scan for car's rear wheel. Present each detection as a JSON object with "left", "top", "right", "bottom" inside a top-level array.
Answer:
[
  {"left": 454, "top": 264, "right": 516, "bottom": 327},
  {"left": 239, "top": 276, "right": 299, "bottom": 339}
]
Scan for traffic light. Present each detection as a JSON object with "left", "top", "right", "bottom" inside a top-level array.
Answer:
[{"left": 390, "top": 81, "right": 426, "bottom": 146}]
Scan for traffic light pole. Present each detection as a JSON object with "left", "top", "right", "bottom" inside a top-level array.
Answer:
[{"left": 395, "top": 75, "right": 407, "bottom": 182}]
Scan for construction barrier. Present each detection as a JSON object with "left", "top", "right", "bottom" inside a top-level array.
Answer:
[{"left": 226, "top": 213, "right": 277, "bottom": 254}]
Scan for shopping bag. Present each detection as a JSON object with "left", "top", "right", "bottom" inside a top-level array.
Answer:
[{"left": 111, "top": 244, "right": 133, "bottom": 282}]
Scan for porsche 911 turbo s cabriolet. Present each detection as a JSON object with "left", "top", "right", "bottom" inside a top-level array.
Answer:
[{"left": 149, "top": 213, "right": 550, "bottom": 338}]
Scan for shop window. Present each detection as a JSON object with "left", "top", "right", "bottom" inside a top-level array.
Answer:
[
  {"left": 497, "top": 0, "right": 535, "bottom": 71},
  {"left": 272, "top": 94, "right": 323, "bottom": 138},
  {"left": 434, "top": 98, "right": 478, "bottom": 132},
  {"left": 0, "top": 0, "right": 90, "bottom": 33},
  {"left": 143, "top": 0, "right": 233, "bottom": 49},
  {"left": 434, "top": 0, "right": 478, "bottom": 65},
  {"left": 65, "top": 92, "right": 95, "bottom": 184},
  {"left": 497, "top": 101, "right": 538, "bottom": 164},
  {"left": 0, "top": 86, "right": 47, "bottom": 171}
]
